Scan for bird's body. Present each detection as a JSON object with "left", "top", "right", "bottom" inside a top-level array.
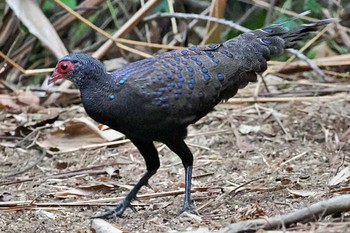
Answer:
[{"left": 50, "top": 19, "right": 333, "bottom": 218}]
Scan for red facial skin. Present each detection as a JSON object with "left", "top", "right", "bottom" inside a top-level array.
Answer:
[{"left": 49, "top": 61, "right": 74, "bottom": 84}]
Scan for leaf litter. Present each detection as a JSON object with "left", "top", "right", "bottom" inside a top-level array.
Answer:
[{"left": 0, "top": 82, "right": 349, "bottom": 232}]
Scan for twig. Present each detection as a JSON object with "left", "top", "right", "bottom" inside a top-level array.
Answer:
[
  {"left": 225, "top": 93, "right": 349, "bottom": 104},
  {"left": 0, "top": 187, "right": 209, "bottom": 208},
  {"left": 5, "top": 148, "right": 46, "bottom": 177},
  {"left": 144, "top": 12, "right": 250, "bottom": 33},
  {"left": 222, "top": 194, "right": 350, "bottom": 233},
  {"left": 0, "top": 51, "right": 54, "bottom": 76},
  {"left": 92, "top": 0, "right": 162, "bottom": 59},
  {"left": 287, "top": 48, "right": 326, "bottom": 79}
]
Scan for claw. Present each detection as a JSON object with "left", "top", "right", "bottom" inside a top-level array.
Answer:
[
  {"left": 177, "top": 204, "right": 199, "bottom": 216},
  {"left": 92, "top": 200, "right": 132, "bottom": 219},
  {"left": 128, "top": 203, "right": 137, "bottom": 213}
]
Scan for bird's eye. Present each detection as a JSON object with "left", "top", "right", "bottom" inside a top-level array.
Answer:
[
  {"left": 57, "top": 61, "right": 74, "bottom": 74},
  {"left": 61, "top": 64, "right": 68, "bottom": 70}
]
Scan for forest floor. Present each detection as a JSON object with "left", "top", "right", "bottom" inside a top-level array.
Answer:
[{"left": 0, "top": 75, "right": 349, "bottom": 233}]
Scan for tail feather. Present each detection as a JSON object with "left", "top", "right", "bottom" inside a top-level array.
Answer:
[{"left": 281, "top": 18, "right": 337, "bottom": 47}]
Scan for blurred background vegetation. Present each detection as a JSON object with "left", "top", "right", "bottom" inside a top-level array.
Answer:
[{"left": 0, "top": 0, "right": 349, "bottom": 105}]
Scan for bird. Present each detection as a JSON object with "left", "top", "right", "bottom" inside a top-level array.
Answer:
[{"left": 49, "top": 19, "right": 334, "bottom": 219}]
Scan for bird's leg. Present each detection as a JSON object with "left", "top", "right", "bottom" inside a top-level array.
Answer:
[
  {"left": 165, "top": 140, "right": 197, "bottom": 215},
  {"left": 93, "top": 139, "right": 159, "bottom": 219}
]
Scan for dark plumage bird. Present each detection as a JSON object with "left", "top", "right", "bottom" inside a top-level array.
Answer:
[{"left": 50, "top": 19, "right": 333, "bottom": 219}]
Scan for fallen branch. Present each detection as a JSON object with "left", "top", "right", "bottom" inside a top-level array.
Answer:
[
  {"left": 225, "top": 93, "right": 349, "bottom": 104},
  {"left": 222, "top": 194, "right": 350, "bottom": 233}
]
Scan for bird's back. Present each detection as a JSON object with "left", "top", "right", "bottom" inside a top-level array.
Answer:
[{"left": 94, "top": 20, "right": 332, "bottom": 140}]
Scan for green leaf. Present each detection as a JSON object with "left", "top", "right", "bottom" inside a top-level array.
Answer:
[
  {"left": 303, "top": 0, "right": 322, "bottom": 14},
  {"left": 154, "top": 0, "right": 169, "bottom": 13},
  {"left": 42, "top": 0, "right": 55, "bottom": 12},
  {"left": 273, "top": 15, "right": 302, "bottom": 29},
  {"left": 61, "top": 0, "right": 77, "bottom": 9}
]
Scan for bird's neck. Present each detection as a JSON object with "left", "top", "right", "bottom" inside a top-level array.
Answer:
[{"left": 76, "top": 73, "right": 116, "bottom": 123}]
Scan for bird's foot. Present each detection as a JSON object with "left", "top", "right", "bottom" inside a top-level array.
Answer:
[
  {"left": 177, "top": 204, "right": 199, "bottom": 216},
  {"left": 92, "top": 200, "right": 135, "bottom": 219}
]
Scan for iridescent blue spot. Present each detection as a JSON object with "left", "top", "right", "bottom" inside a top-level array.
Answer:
[
  {"left": 181, "top": 50, "right": 188, "bottom": 55},
  {"left": 171, "top": 63, "right": 176, "bottom": 66},
  {"left": 203, "top": 74, "right": 210, "bottom": 80},
  {"left": 164, "top": 64, "right": 169, "bottom": 68},
  {"left": 168, "top": 87, "right": 173, "bottom": 92},
  {"left": 179, "top": 78, "right": 185, "bottom": 83},
  {"left": 159, "top": 87, "right": 167, "bottom": 92},
  {"left": 174, "top": 94, "right": 179, "bottom": 99},
  {"left": 212, "top": 57, "right": 219, "bottom": 63},
  {"left": 189, "top": 78, "right": 196, "bottom": 84},
  {"left": 182, "top": 61, "right": 187, "bottom": 65},
  {"left": 177, "top": 82, "right": 182, "bottom": 88},
  {"left": 195, "top": 50, "right": 201, "bottom": 55},
  {"left": 170, "top": 82, "right": 176, "bottom": 87},
  {"left": 209, "top": 44, "right": 219, "bottom": 49},
  {"left": 174, "top": 57, "right": 180, "bottom": 61},
  {"left": 157, "top": 75, "right": 162, "bottom": 80},
  {"left": 183, "top": 55, "right": 189, "bottom": 59},
  {"left": 140, "top": 85, "right": 145, "bottom": 89},
  {"left": 226, "top": 53, "right": 233, "bottom": 58},
  {"left": 152, "top": 79, "right": 157, "bottom": 83},
  {"left": 167, "top": 74, "right": 172, "bottom": 79},
  {"left": 160, "top": 96, "right": 169, "bottom": 102},
  {"left": 109, "top": 95, "right": 115, "bottom": 100},
  {"left": 196, "top": 61, "right": 202, "bottom": 65},
  {"left": 171, "top": 69, "right": 175, "bottom": 73},
  {"left": 177, "top": 73, "right": 182, "bottom": 78},
  {"left": 263, "top": 28, "right": 273, "bottom": 33},
  {"left": 220, "top": 50, "right": 228, "bottom": 54},
  {"left": 190, "top": 57, "right": 197, "bottom": 61},
  {"left": 176, "top": 90, "right": 182, "bottom": 94},
  {"left": 163, "top": 71, "right": 168, "bottom": 75},
  {"left": 188, "top": 73, "right": 194, "bottom": 77},
  {"left": 152, "top": 91, "right": 162, "bottom": 97},
  {"left": 119, "top": 79, "right": 125, "bottom": 85},
  {"left": 177, "top": 66, "right": 183, "bottom": 71},
  {"left": 170, "top": 50, "right": 176, "bottom": 54},
  {"left": 189, "top": 83, "right": 194, "bottom": 90},
  {"left": 201, "top": 67, "right": 208, "bottom": 73},
  {"left": 205, "top": 51, "right": 212, "bottom": 56},
  {"left": 217, "top": 73, "right": 224, "bottom": 81},
  {"left": 161, "top": 103, "right": 169, "bottom": 108},
  {"left": 187, "top": 67, "right": 194, "bottom": 72},
  {"left": 261, "top": 38, "right": 271, "bottom": 45},
  {"left": 189, "top": 46, "right": 196, "bottom": 51}
]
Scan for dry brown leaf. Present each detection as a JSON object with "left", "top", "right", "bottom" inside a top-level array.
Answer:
[
  {"left": 0, "top": 94, "right": 21, "bottom": 113},
  {"left": 287, "top": 189, "right": 319, "bottom": 198},
  {"left": 78, "top": 183, "right": 114, "bottom": 192},
  {"left": 54, "top": 188, "right": 94, "bottom": 198},
  {"left": 16, "top": 91, "right": 40, "bottom": 106},
  {"left": 38, "top": 117, "right": 124, "bottom": 153},
  {"left": 329, "top": 167, "right": 350, "bottom": 186}
]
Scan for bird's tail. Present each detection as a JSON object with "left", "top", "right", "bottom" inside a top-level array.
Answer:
[
  {"left": 279, "top": 18, "right": 337, "bottom": 48},
  {"left": 221, "top": 18, "right": 336, "bottom": 67}
]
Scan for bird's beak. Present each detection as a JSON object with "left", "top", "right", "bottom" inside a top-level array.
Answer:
[{"left": 48, "top": 70, "right": 64, "bottom": 85}]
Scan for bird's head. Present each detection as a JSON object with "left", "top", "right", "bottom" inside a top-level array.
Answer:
[{"left": 49, "top": 53, "right": 106, "bottom": 87}]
